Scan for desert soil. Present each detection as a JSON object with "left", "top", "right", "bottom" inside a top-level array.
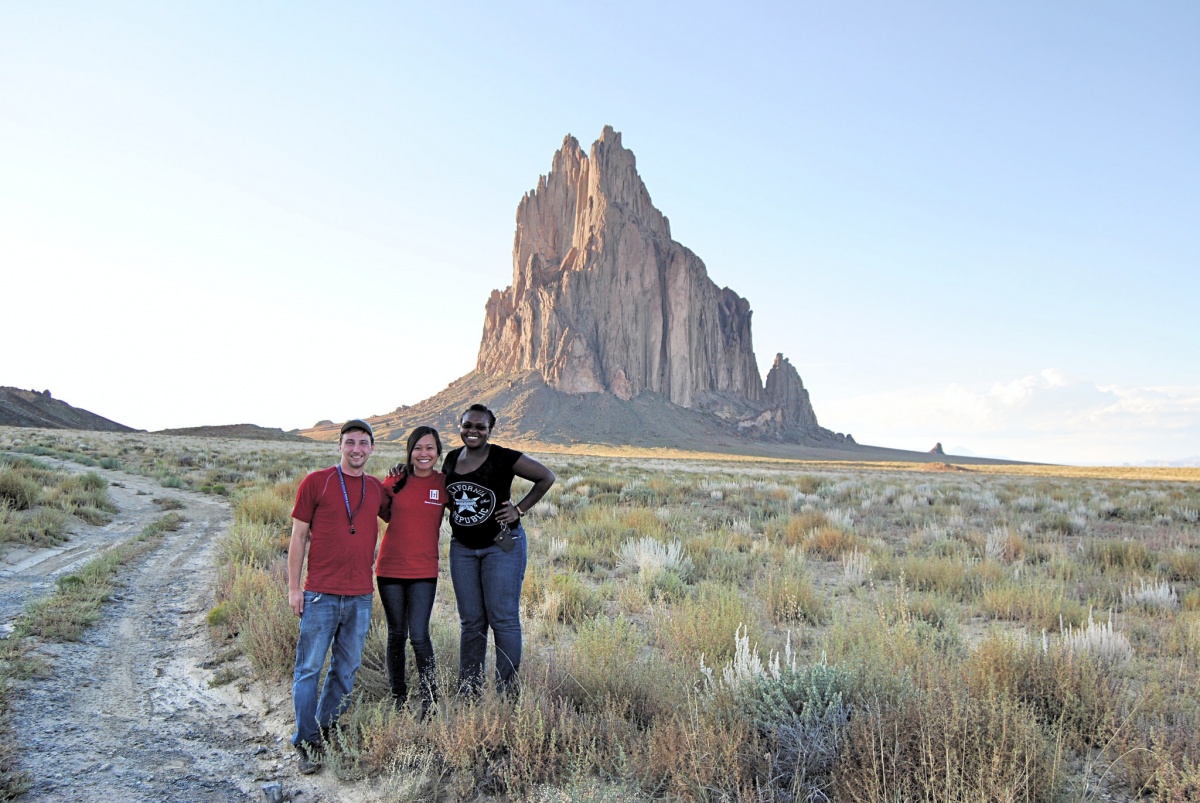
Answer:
[{"left": 0, "top": 456, "right": 363, "bottom": 802}]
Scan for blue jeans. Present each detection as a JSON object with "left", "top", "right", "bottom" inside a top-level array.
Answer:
[
  {"left": 449, "top": 528, "right": 527, "bottom": 694},
  {"left": 376, "top": 577, "right": 438, "bottom": 704},
  {"left": 291, "top": 591, "right": 373, "bottom": 748}
]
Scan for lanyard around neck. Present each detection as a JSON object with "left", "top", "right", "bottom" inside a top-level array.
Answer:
[{"left": 335, "top": 465, "right": 367, "bottom": 535}]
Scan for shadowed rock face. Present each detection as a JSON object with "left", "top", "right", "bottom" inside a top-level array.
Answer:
[{"left": 477, "top": 126, "right": 763, "bottom": 410}]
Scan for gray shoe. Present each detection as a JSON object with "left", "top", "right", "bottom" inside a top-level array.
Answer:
[{"left": 295, "top": 742, "right": 323, "bottom": 775}]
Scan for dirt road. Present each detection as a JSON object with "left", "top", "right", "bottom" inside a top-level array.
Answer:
[{"left": 1, "top": 457, "right": 356, "bottom": 802}]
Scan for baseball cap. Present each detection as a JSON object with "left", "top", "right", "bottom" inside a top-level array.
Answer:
[{"left": 339, "top": 419, "right": 374, "bottom": 443}]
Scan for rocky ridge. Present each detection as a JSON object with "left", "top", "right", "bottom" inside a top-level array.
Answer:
[{"left": 154, "top": 424, "right": 313, "bottom": 442}]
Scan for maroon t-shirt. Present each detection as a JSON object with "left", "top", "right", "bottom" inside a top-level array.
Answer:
[
  {"left": 376, "top": 471, "right": 447, "bottom": 579},
  {"left": 291, "top": 465, "right": 389, "bottom": 596}
]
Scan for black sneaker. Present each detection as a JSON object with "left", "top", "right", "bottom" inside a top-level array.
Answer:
[{"left": 295, "top": 742, "right": 323, "bottom": 775}]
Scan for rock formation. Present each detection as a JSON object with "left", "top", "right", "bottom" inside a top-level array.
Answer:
[
  {"left": 474, "top": 126, "right": 832, "bottom": 442},
  {"left": 929, "top": 442, "right": 946, "bottom": 455},
  {"left": 306, "top": 127, "right": 856, "bottom": 450}
]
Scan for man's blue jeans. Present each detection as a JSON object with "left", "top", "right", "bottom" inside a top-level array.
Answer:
[
  {"left": 291, "top": 591, "right": 373, "bottom": 748},
  {"left": 449, "top": 528, "right": 527, "bottom": 694}
]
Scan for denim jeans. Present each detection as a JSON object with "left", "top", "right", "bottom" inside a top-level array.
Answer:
[
  {"left": 449, "top": 527, "right": 527, "bottom": 694},
  {"left": 291, "top": 591, "right": 373, "bottom": 748},
  {"left": 376, "top": 577, "right": 438, "bottom": 704}
]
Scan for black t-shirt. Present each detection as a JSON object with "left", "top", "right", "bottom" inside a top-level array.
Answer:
[{"left": 444, "top": 445, "right": 522, "bottom": 549}]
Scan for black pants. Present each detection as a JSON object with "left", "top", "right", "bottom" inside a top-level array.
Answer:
[{"left": 375, "top": 576, "right": 438, "bottom": 703}]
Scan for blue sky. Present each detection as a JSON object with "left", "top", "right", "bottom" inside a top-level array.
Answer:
[{"left": 2, "top": 2, "right": 1197, "bottom": 465}]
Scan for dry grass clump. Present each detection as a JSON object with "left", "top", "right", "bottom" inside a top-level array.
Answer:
[
  {"left": 762, "top": 562, "right": 826, "bottom": 624},
  {"left": 523, "top": 564, "right": 603, "bottom": 625},
  {"left": 806, "top": 525, "right": 859, "bottom": 559},
  {"left": 1085, "top": 538, "right": 1154, "bottom": 572},
  {"left": 833, "top": 677, "right": 1056, "bottom": 801},
  {"left": 233, "top": 483, "right": 294, "bottom": 529},
  {"left": 982, "top": 578, "right": 1088, "bottom": 630},
  {"left": 766, "top": 509, "right": 827, "bottom": 546},
  {"left": 0, "top": 468, "right": 42, "bottom": 511},
  {"left": 654, "top": 582, "right": 757, "bottom": 665}
]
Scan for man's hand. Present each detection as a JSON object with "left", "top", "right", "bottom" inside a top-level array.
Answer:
[{"left": 289, "top": 587, "right": 304, "bottom": 617}]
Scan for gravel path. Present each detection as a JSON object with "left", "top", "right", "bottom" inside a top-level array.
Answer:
[{"left": 2, "top": 456, "right": 360, "bottom": 802}]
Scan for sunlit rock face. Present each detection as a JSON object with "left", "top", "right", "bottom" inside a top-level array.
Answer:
[{"left": 478, "top": 126, "right": 763, "bottom": 408}]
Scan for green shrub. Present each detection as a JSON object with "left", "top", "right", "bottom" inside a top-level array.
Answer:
[
  {"left": 967, "top": 631, "right": 1128, "bottom": 749},
  {"left": 740, "top": 661, "right": 856, "bottom": 801}
]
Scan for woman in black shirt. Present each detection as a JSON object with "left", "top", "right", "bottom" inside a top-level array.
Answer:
[{"left": 443, "top": 403, "right": 555, "bottom": 694}]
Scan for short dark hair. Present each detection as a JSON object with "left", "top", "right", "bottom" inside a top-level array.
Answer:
[{"left": 460, "top": 403, "right": 496, "bottom": 429}]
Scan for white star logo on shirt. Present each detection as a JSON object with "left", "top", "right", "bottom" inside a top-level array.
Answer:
[{"left": 453, "top": 489, "right": 481, "bottom": 515}]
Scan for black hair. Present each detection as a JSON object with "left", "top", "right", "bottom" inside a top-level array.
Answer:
[
  {"left": 392, "top": 426, "right": 442, "bottom": 492},
  {"left": 460, "top": 403, "right": 496, "bottom": 429}
]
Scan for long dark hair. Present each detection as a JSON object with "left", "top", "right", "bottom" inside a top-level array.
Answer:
[{"left": 392, "top": 426, "right": 442, "bottom": 492}]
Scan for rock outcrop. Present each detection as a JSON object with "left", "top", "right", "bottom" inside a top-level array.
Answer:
[
  {"left": 929, "top": 442, "right": 946, "bottom": 455},
  {"left": 475, "top": 127, "right": 831, "bottom": 442}
]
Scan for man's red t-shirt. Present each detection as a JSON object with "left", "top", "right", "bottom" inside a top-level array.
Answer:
[
  {"left": 291, "top": 466, "right": 389, "bottom": 596},
  {"left": 376, "top": 471, "right": 447, "bottom": 579}
]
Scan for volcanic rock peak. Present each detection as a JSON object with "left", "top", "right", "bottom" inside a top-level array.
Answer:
[{"left": 475, "top": 126, "right": 831, "bottom": 442}]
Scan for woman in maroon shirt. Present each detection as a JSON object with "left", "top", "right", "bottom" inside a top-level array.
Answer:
[{"left": 376, "top": 426, "right": 447, "bottom": 716}]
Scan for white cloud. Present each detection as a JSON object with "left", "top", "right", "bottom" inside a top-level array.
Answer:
[{"left": 824, "top": 370, "right": 1200, "bottom": 465}]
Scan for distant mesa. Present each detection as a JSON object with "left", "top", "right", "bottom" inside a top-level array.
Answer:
[
  {"left": 929, "top": 442, "right": 946, "bottom": 455},
  {"left": 0, "top": 387, "right": 135, "bottom": 432},
  {"left": 305, "top": 127, "right": 853, "bottom": 452},
  {"left": 154, "top": 424, "right": 314, "bottom": 442}
]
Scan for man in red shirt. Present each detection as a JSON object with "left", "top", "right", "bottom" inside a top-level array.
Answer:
[{"left": 287, "top": 419, "right": 388, "bottom": 774}]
